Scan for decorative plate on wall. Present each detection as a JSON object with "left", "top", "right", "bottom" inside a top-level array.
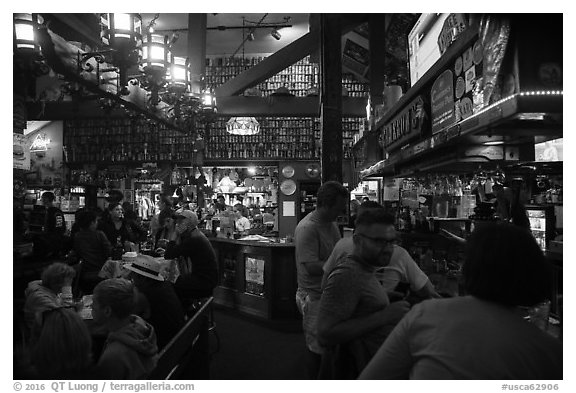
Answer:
[
  {"left": 282, "top": 165, "right": 295, "bottom": 178},
  {"left": 305, "top": 163, "right": 320, "bottom": 178},
  {"left": 280, "top": 179, "right": 297, "bottom": 196}
]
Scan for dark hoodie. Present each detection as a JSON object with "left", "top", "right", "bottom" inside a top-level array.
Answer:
[
  {"left": 95, "top": 315, "right": 158, "bottom": 379},
  {"left": 24, "top": 280, "right": 60, "bottom": 331}
]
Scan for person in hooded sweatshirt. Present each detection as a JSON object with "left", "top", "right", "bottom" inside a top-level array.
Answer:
[
  {"left": 23, "top": 262, "right": 77, "bottom": 341},
  {"left": 91, "top": 278, "right": 158, "bottom": 379}
]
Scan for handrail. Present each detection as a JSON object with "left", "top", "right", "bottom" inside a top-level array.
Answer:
[{"left": 149, "top": 297, "right": 213, "bottom": 380}]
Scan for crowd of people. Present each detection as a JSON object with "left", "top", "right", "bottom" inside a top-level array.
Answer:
[
  {"left": 14, "top": 181, "right": 562, "bottom": 380},
  {"left": 15, "top": 190, "right": 220, "bottom": 380},
  {"left": 295, "top": 181, "right": 562, "bottom": 380}
]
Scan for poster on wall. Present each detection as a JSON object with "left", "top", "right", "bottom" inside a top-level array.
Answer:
[
  {"left": 245, "top": 256, "right": 265, "bottom": 296},
  {"left": 383, "top": 178, "right": 401, "bottom": 201},
  {"left": 13, "top": 133, "right": 30, "bottom": 170}
]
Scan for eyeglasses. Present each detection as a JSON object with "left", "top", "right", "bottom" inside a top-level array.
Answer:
[{"left": 355, "top": 233, "right": 395, "bottom": 246}]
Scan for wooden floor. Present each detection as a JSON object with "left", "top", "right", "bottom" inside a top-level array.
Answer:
[{"left": 207, "top": 306, "right": 308, "bottom": 380}]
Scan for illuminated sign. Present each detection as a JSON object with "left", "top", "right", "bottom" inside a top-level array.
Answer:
[{"left": 30, "top": 132, "right": 50, "bottom": 152}]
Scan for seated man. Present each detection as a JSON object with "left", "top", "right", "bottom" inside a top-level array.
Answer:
[
  {"left": 164, "top": 209, "right": 218, "bottom": 306},
  {"left": 322, "top": 202, "right": 439, "bottom": 302},
  {"left": 73, "top": 210, "right": 112, "bottom": 294},
  {"left": 24, "top": 262, "right": 76, "bottom": 340},
  {"left": 360, "top": 223, "right": 562, "bottom": 380},
  {"left": 125, "top": 254, "right": 185, "bottom": 350},
  {"left": 317, "top": 210, "right": 410, "bottom": 379},
  {"left": 92, "top": 278, "right": 158, "bottom": 380}
]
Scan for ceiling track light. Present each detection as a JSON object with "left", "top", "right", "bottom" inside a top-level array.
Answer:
[
  {"left": 247, "top": 32, "right": 255, "bottom": 41},
  {"left": 271, "top": 29, "right": 281, "bottom": 40}
]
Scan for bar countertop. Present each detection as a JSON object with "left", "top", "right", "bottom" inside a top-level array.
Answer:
[{"left": 208, "top": 236, "right": 295, "bottom": 248}]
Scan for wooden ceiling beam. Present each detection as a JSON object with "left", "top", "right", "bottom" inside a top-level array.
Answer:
[
  {"left": 214, "top": 14, "right": 369, "bottom": 98},
  {"left": 214, "top": 31, "right": 319, "bottom": 98},
  {"left": 26, "top": 96, "right": 367, "bottom": 120}
]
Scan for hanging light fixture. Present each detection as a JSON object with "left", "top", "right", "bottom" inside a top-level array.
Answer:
[
  {"left": 13, "top": 13, "right": 43, "bottom": 53},
  {"left": 140, "top": 32, "right": 171, "bottom": 106},
  {"left": 167, "top": 56, "right": 190, "bottom": 94},
  {"left": 202, "top": 88, "right": 217, "bottom": 113},
  {"left": 226, "top": 117, "right": 260, "bottom": 135},
  {"left": 13, "top": 13, "right": 50, "bottom": 100},
  {"left": 271, "top": 29, "right": 281, "bottom": 40},
  {"left": 141, "top": 32, "right": 171, "bottom": 72},
  {"left": 224, "top": 18, "right": 260, "bottom": 136},
  {"left": 100, "top": 13, "right": 143, "bottom": 94}
]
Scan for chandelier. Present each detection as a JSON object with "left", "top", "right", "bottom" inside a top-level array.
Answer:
[
  {"left": 226, "top": 117, "right": 260, "bottom": 135},
  {"left": 17, "top": 13, "right": 217, "bottom": 131}
]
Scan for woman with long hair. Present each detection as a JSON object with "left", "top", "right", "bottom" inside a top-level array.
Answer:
[{"left": 31, "top": 307, "right": 93, "bottom": 379}]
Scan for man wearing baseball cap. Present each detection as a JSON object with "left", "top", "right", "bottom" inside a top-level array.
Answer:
[{"left": 164, "top": 208, "right": 218, "bottom": 308}]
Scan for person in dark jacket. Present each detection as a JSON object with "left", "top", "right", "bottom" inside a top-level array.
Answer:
[
  {"left": 36, "top": 191, "right": 66, "bottom": 257},
  {"left": 73, "top": 210, "right": 112, "bottom": 294},
  {"left": 164, "top": 209, "right": 218, "bottom": 305},
  {"left": 125, "top": 254, "right": 185, "bottom": 349},
  {"left": 98, "top": 203, "right": 146, "bottom": 249},
  {"left": 92, "top": 278, "right": 158, "bottom": 380}
]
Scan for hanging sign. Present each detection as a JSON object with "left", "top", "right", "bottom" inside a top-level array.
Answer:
[
  {"left": 431, "top": 69, "right": 456, "bottom": 134},
  {"left": 381, "top": 95, "right": 427, "bottom": 149},
  {"left": 438, "top": 13, "right": 468, "bottom": 55}
]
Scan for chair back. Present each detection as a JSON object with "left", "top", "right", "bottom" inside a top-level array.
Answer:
[{"left": 149, "top": 296, "right": 212, "bottom": 379}]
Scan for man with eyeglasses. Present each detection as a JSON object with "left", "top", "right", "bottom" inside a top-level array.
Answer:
[
  {"left": 317, "top": 209, "right": 411, "bottom": 379},
  {"left": 322, "top": 202, "right": 439, "bottom": 301}
]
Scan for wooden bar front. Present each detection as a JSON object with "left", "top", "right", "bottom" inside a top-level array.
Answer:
[{"left": 209, "top": 238, "right": 299, "bottom": 320}]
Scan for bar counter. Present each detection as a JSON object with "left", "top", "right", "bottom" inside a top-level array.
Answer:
[{"left": 208, "top": 237, "right": 299, "bottom": 320}]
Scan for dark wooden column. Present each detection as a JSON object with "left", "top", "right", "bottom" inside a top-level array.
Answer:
[
  {"left": 187, "top": 13, "right": 207, "bottom": 96},
  {"left": 320, "top": 14, "right": 342, "bottom": 183},
  {"left": 368, "top": 14, "right": 388, "bottom": 107}
]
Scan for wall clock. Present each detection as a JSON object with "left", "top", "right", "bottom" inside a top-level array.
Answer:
[
  {"left": 280, "top": 179, "right": 297, "bottom": 196},
  {"left": 282, "top": 165, "right": 295, "bottom": 178},
  {"left": 305, "top": 163, "right": 320, "bottom": 178}
]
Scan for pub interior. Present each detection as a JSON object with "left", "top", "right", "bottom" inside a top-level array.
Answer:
[{"left": 12, "top": 13, "right": 563, "bottom": 381}]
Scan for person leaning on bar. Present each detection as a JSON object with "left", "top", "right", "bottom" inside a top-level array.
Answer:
[{"left": 359, "top": 222, "right": 562, "bottom": 380}]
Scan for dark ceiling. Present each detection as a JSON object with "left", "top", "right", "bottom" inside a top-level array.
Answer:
[{"left": 41, "top": 13, "right": 420, "bottom": 91}]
